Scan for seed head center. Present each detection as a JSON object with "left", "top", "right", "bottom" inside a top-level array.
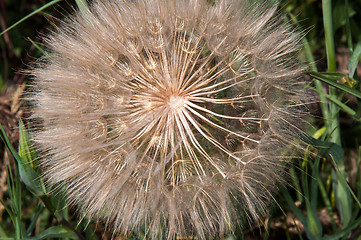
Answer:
[{"left": 168, "top": 95, "right": 186, "bottom": 110}]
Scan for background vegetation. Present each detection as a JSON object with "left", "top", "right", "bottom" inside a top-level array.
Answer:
[{"left": 0, "top": 0, "right": 361, "bottom": 239}]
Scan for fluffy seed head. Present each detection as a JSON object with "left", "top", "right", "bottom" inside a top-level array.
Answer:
[{"left": 29, "top": 0, "right": 310, "bottom": 238}]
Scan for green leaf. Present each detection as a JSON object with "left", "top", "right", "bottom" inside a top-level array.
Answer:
[
  {"left": 301, "top": 134, "right": 344, "bottom": 161},
  {"left": 18, "top": 121, "right": 46, "bottom": 195},
  {"left": 332, "top": 170, "right": 352, "bottom": 227},
  {"left": 19, "top": 163, "right": 44, "bottom": 196},
  {"left": 75, "top": 0, "right": 89, "bottom": 18},
  {"left": 80, "top": 219, "right": 98, "bottom": 240},
  {"left": 0, "top": 123, "right": 45, "bottom": 196},
  {"left": 332, "top": 1, "right": 356, "bottom": 32},
  {"left": 51, "top": 189, "right": 69, "bottom": 220},
  {"left": 309, "top": 72, "right": 361, "bottom": 99},
  {"left": 305, "top": 208, "right": 322, "bottom": 240},
  {"left": 18, "top": 120, "right": 36, "bottom": 167},
  {"left": 22, "top": 226, "right": 77, "bottom": 240}
]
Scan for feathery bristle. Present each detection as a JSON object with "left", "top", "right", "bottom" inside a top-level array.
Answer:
[{"left": 28, "top": 0, "right": 310, "bottom": 239}]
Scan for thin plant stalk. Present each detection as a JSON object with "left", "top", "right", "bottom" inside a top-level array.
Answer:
[{"left": 322, "top": 0, "right": 351, "bottom": 228}]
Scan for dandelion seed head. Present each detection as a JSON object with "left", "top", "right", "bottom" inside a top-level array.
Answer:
[
  {"left": 168, "top": 96, "right": 186, "bottom": 110},
  {"left": 28, "top": 0, "right": 311, "bottom": 239}
]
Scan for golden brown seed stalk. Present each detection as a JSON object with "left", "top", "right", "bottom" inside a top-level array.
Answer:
[{"left": 28, "top": 0, "right": 310, "bottom": 239}]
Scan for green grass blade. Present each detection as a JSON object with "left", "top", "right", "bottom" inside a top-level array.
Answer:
[
  {"left": 3, "top": 149, "right": 22, "bottom": 239},
  {"left": 0, "top": 225, "right": 8, "bottom": 238},
  {"left": 314, "top": 88, "right": 358, "bottom": 118},
  {"left": 318, "top": 179, "right": 337, "bottom": 231},
  {"left": 310, "top": 157, "right": 320, "bottom": 211},
  {"left": 344, "top": 0, "right": 353, "bottom": 52},
  {"left": 282, "top": 187, "right": 320, "bottom": 240},
  {"left": 330, "top": 157, "right": 361, "bottom": 209},
  {"left": 22, "top": 226, "right": 77, "bottom": 240},
  {"left": 309, "top": 72, "right": 361, "bottom": 99},
  {"left": 356, "top": 146, "right": 361, "bottom": 205},
  {"left": 333, "top": 172, "right": 352, "bottom": 227},
  {"left": 322, "top": 0, "right": 336, "bottom": 73},
  {"left": 322, "top": 216, "right": 361, "bottom": 240},
  {"left": 15, "top": 165, "right": 24, "bottom": 239},
  {"left": 27, "top": 37, "right": 45, "bottom": 55},
  {"left": 282, "top": 187, "right": 306, "bottom": 224},
  {"left": 349, "top": 41, "right": 361, "bottom": 78},
  {"left": 0, "top": 124, "right": 23, "bottom": 162},
  {"left": 5, "top": 166, "right": 15, "bottom": 217},
  {"left": 321, "top": 4, "right": 348, "bottom": 228},
  {"left": 327, "top": 150, "right": 352, "bottom": 228},
  {"left": 303, "top": 135, "right": 352, "bottom": 229},
  {"left": 0, "top": 0, "right": 62, "bottom": 36},
  {"left": 304, "top": 38, "right": 330, "bottom": 123},
  {"left": 303, "top": 154, "right": 323, "bottom": 239},
  {"left": 80, "top": 219, "right": 98, "bottom": 240},
  {"left": 27, "top": 204, "right": 43, "bottom": 236},
  {"left": 289, "top": 167, "right": 303, "bottom": 203},
  {"left": 0, "top": 199, "right": 15, "bottom": 227}
]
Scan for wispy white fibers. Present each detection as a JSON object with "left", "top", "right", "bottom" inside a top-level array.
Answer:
[{"left": 28, "top": 0, "right": 310, "bottom": 239}]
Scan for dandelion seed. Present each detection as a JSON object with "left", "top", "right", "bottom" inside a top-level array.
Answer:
[{"left": 28, "top": 0, "right": 310, "bottom": 239}]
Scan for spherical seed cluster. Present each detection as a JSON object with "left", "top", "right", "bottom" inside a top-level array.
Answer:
[{"left": 29, "top": 0, "right": 309, "bottom": 239}]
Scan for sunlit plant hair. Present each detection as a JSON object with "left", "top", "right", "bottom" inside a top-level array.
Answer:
[{"left": 28, "top": 0, "right": 310, "bottom": 238}]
